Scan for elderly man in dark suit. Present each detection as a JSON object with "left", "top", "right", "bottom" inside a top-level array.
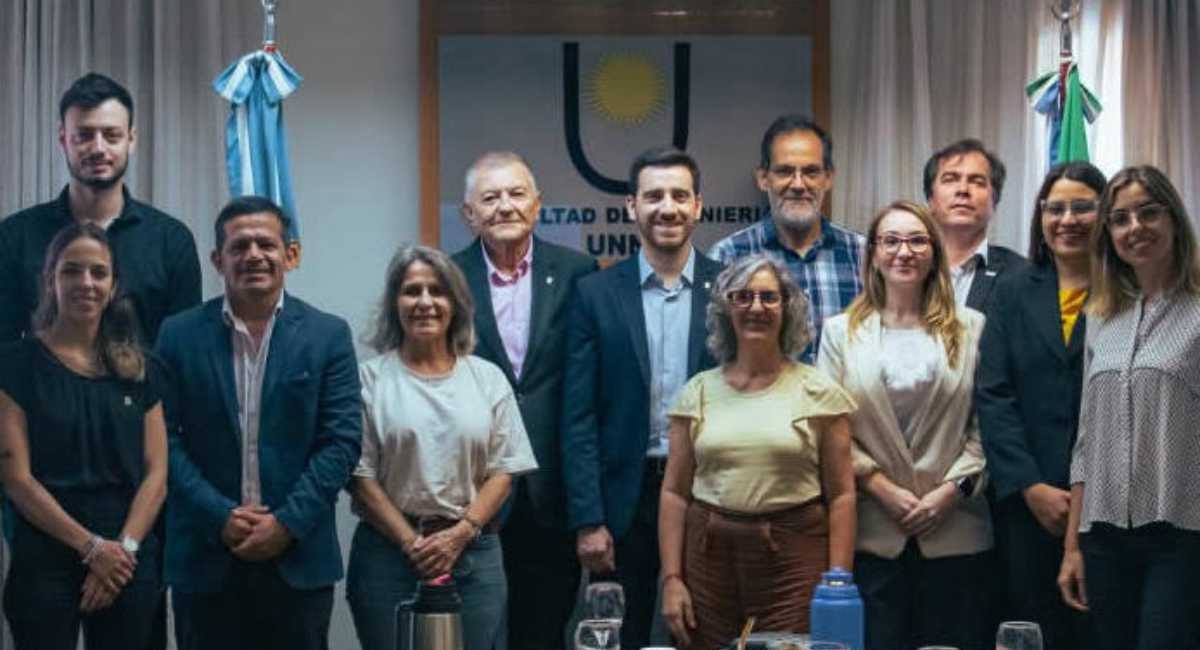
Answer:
[
  {"left": 452, "top": 151, "right": 596, "bottom": 650},
  {"left": 155, "top": 196, "right": 361, "bottom": 650},
  {"left": 562, "top": 146, "right": 722, "bottom": 649},
  {"left": 923, "top": 138, "right": 1028, "bottom": 312}
]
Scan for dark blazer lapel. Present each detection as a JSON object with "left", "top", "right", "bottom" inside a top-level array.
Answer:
[
  {"left": 261, "top": 296, "right": 301, "bottom": 412},
  {"left": 522, "top": 238, "right": 558, "bottom": 384},
  {"left": 206, "top": 301, "right": 241, "bottom": 438},
  {"left": 965, "top": 248, "right": 1004, "bottom": 311},
  {"left": 461, "top": 239, "right": 516, "bottom": 381},
  {"left": 616, "top": 258, "right": 651, "bottom": 387},
  {"left": 1028, "top": 263, "right": 1070, "bottom": 364},
  {"left": 688, "top": 252, "right": 719, "bottom": 375}
]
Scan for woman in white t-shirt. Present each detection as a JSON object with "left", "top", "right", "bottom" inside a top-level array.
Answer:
[{"left": 345, "top": 245, "right": 536, "bottom": 650}]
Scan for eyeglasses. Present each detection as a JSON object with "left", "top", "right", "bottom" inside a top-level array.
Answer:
[
  {"left": 726, "top": 289, "right": 784, "bottom": 308},
  {"left": 875, "top": 234, "right": 932, "bottom": 254},
  {"left": 1041, "top": 199, "right": 1098, "bottom": 218},
  {"left": 1108, "top": 203, "right": 1168, "bottom": 229}
]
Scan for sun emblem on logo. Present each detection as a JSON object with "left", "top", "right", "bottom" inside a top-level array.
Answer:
[{"left": 585, "top": 53, "right": 667, "bottom": 126}]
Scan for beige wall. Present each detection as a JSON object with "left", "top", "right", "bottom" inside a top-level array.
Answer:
[{"left": 261, "top": 1, "right": 420, "bottom": 648}]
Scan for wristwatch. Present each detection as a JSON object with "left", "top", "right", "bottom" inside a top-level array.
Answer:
[
  {"left": 121, "top": 535, "right": 140, "bottom": 556},
  {"left": 955, "top": 476, "right": 976, "bottom": 499}
]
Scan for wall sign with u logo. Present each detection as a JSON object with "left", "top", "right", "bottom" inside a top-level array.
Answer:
[
  {"left": 437, "top": 36, "right": 820, "bottom": 262},
  {"left": 563, "top": 42, "right": 691, "bottom": 196}
]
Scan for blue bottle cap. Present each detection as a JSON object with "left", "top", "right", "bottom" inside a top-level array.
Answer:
[{"left": 814, "top": 567, "right": 859, "bottom": 600}]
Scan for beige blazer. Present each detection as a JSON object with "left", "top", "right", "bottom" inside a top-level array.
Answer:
[{"left": 817, "top": 309, "right": 992, "bottom": 559}]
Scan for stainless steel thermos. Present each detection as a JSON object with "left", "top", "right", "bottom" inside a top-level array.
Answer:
[{"left": 395, "top": 574, "right": 464, "bottom": 650}]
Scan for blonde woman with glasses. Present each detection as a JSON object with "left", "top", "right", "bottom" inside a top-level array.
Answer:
[
  {"left": 1057, "top": 166, "right": 1200, "bottom": 650},
  {"left": 818, "top": 201, "right": 991, "bottom": 650}
]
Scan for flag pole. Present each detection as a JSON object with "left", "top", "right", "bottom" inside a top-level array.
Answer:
[{"left": 261, "top": 0, "right": 279, "bottom": 53}]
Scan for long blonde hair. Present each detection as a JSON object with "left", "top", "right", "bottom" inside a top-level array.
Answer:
[
  {"left": 1088, "top": 166, "right": 1200, "bottom": 319},
  {"left": 845, "top": 200, "right": 964, "bottom": 367}
]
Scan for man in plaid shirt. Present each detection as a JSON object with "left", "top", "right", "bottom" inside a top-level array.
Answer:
[{"left": 709, "top": 115, "right": 865, "bottom": 363}]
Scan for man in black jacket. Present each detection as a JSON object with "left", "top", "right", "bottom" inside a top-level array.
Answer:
[
  {"left": 453, "top": 151, "right": 596, "bottom": 649},
  {"left": 923, "top": 138, "right": 1028, "bottom": 313}
]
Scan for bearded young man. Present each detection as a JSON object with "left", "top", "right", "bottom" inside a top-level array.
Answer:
[
  {"left": 563, "top": 145, "right": 723, "bottom": 649},
  {"left": 0, "top": 72, "right": 201, "bottom": 345}
]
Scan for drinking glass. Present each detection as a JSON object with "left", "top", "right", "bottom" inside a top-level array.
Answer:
[
  {"left": 584, "top": 581, "right": 626, "bottom": 622},
  {"left": 916, "top": 647, "right": 959, "bottom": 650},
  {"left": 806, "top": 642, "right": 849, "bottom": 650},
  {"left": 575, "top": 618, "right": 621, "bottom": 650},
  {"left": 996, "top": 621, "right": 1043, "bottom": 650}
]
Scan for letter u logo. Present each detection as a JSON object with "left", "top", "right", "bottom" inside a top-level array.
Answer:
[{"left": 562, "top": 42, "right": 691, "bottom": 195}]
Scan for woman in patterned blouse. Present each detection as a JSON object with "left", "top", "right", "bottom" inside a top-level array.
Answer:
[{"left": 1058, "top": 166, "right": 1200, "bottom": 650}]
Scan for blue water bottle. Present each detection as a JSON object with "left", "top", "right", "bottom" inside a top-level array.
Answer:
[{"left": 809, "top": 567, "right": 864, "bottom": 650}]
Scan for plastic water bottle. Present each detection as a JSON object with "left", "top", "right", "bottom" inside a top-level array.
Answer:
[{"left": 809, "top": 567, "right": 864, "bottom": 650}]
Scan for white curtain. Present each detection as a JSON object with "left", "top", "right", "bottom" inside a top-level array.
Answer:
[
  {"left": 830, "top": 0, "right": 1200, "bottom": 255},
  {"left": 0, "top": 0, "right": 260, "bottom": 296},
  {"left": 1121, "top": 0, "right": 1200, "bottom": 218}
]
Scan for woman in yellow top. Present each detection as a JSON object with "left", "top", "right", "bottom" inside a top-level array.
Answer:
[
  {"left": 975, "top": 161, "right": 1106, "bottom": 649},
  {"left": 817, "top": 201, "right": 989, "bottom": 650},
  {"left": 659, "top": 254, "right": 857, "bottom": 650}
]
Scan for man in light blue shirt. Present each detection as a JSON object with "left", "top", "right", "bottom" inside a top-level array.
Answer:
[
  {"left": 640, "top": 248, "right": 694, "bottom": 459},
  {"left": 563, "top": 145, "right": 723, "bottom": 648}
]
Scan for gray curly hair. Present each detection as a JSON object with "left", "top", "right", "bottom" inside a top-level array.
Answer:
[{"left": 706, "top": 254, "right": 811, "bottom": 363}]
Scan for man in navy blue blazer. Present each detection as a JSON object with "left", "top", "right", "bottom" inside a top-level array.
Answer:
[
  {"left": 155, "top": 196, "right": 361, "bottom": 650},
  {"left": 562, "top": 146, "right": 722, "bottom": 649}
]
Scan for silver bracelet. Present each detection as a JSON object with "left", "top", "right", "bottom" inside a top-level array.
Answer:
[{"left": 80, "top": 534, "right": 103, "bottom": 566}]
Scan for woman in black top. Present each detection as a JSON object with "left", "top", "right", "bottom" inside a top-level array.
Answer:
[
  {"left": 975, "top": 161, "right": 1106, "bottom": 649},
  {"left": 0, "top": 222, "right": 167, "bottom": 650}
]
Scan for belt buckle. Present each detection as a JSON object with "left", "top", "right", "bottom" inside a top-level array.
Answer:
[{"left": 416, "top": 515, "right": 449, "bottom": 535}]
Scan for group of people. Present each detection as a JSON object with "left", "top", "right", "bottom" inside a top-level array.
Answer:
[{"left": 0, "top": 72, "right": 1197, "bottom": 650}]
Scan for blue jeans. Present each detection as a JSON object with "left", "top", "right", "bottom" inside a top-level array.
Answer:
[
  {"left": 1081, "top": 522, "right": 1200, "bottom": 650},
  {"left": 346, "top": 522, "right": 507, "bottom": 650}
]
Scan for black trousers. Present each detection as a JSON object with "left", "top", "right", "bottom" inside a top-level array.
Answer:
[
  {"left": 993, "top": 496, "right": 1090, "bottom": 650},
  {"left": 597, "top": 464, "right": 663, "bottom": 650},
  {"left": 183, "top": 560, "right": 334, "bottom": 650},
  {"left": 500, "top": 481, "right": 581, "bottom": 650},
  {"left": 1081, "top": 523, "right": 1200, "bottom": 650},
  {"left": 856, "top": 540, "right": 988, "bottom": 650},
  {"left": 3, "top": 491, "right": 162, "bottom": 650}
]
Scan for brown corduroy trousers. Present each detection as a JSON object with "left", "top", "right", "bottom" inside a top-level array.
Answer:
[{"left": 679, "top": 498, "right": 830, "bottom": 650}]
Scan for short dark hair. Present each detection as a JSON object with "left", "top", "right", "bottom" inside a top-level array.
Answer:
[
  {"left": 59, "top": 73, "right": 134, "bottom": 126},
  {"left": 759, "top": 114, "right": 834, "bottom": 172},
  {"left": 214, "top": 196, "right": 293, "bottom": 249},
  {"left": 922, "top": 138, "right": 1007, "bottom": 205},
  {"left": 628, "top": 145, "right": 702, "bottom": 195},
  {"left": 1028, "top": 161, "right": 1107, "bottom": 264}
]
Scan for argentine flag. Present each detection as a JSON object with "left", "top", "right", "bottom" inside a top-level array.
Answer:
[{"left": 214, "top": 50, "right": 303, "bottom": 240}]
